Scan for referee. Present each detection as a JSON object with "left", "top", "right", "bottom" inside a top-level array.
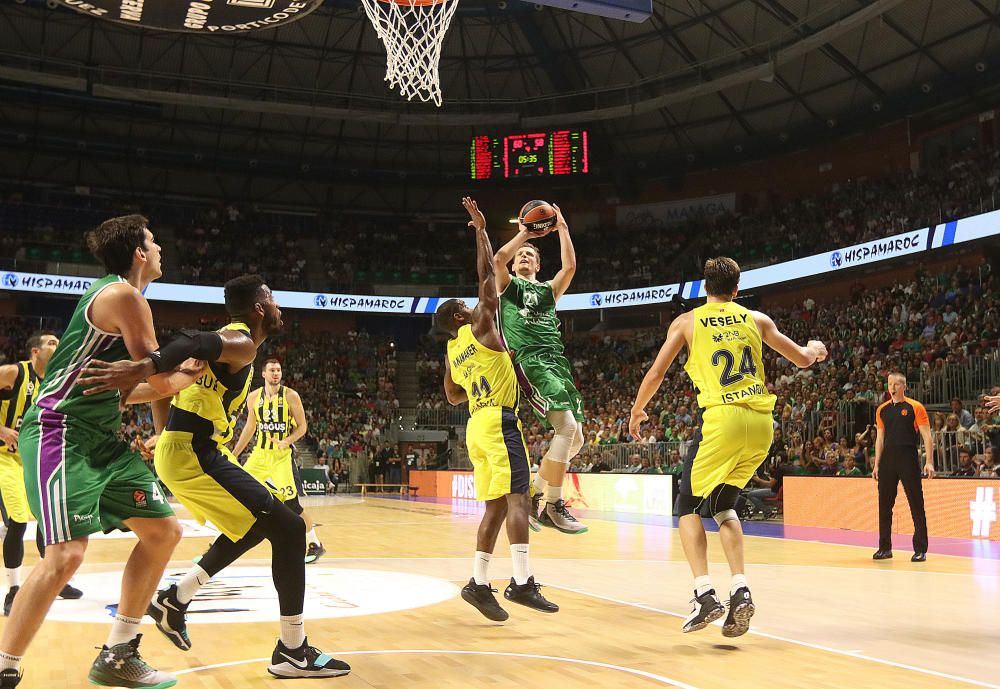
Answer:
[{"left": 872, "top": 372, "right": 935, "bottom": 562}]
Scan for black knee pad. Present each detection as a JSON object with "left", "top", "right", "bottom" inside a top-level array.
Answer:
[{"left": 284, "top": 496, "right": 304, "bottom": 516}]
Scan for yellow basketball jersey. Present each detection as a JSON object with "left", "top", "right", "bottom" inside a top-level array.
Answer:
[
  {"left": 252, "top": 385, "right": 295, "bottom": 451},
  {"left": 684, "top": 301, "right": 775, "bottom": 413},
  {"left": 447, "top": 324, "right": 519, "bottom": 416},
  {"left": 169, "top": 322, "right": 254, "bottom": 445},
  {"left": 0, "top": 361, "right": 39, "bottom": 455}
]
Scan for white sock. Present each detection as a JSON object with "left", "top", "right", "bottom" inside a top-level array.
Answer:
[
  {"left": 545, "top": 484, "right": 562, "bottom": 503},
  {"left": 306, "top": 528, "right": 321, "bottom": 547},
  {"left": 533, "top": 472, "right": 547, "bottom": 495},
  {"left": 473, "top": 551, "right": 491, "bottom": 585},
  {"left": 105, "top": 613, "right": 142, "bottom": 647},
  {"left": 731, "top": 573, "right": 748, "bottom": 595},
  {"left": 280, "top": 614, "right": 306, "bottom": 649},
  {"left": 176, "top": 565, "right": 211, "bottom": 605},
  {"left": 0, "top": 651, "right": 21, "bottom": 672},
  {"left": 510, "top": 544, "right": 530, "bottom": 585},
  {"left": 694, "top": 575, "right": 713, "bottom": 597},
  {"left": 6, "top": 568, "right": 20, "bottom": 588}
]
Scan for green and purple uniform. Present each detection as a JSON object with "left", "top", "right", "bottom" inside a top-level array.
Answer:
[
  {"left": 498, "top": 275, "right": 583, "bottom": 425},
  {"left": 19, "top": 274, "right": 173, "bottom": 545}
]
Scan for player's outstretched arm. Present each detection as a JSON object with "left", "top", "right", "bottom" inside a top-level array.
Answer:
[
  {"left": 629, "top": 314, "right": 688, "bottom": 439},
  {"left": 549, "top": 204, "right": 577, "bottom": 301},
  {"left": 753, "top": 311, "right": 827, "bottom": 368},
  {"left": 464, "top": 198, "right": 505, "bottom": 351},
  {"left": 443, "top": 357, "right": 468, "bottom": 406}
]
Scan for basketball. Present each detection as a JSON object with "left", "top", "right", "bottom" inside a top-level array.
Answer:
[{"left": 519, "top": 200, "right": 558, "bottom": 233}]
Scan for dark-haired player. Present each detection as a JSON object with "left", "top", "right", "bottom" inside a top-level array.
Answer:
[
  {"left": 0, "top": 331, "right": 84, "bottom": 617},
  {"left": 1, "top": 215, "right": 201, "bottom": 689},
  {"left": 493, "top": 204, "right": 587, "bottom": 534},
  {"left": 436, "top": 198, "right": 558, "bottom": 622},
  {"left": 79, "top": 275, "right": 350, "bottom": 679},
  {"left": 630, "top": 257, "right": 826, "bottom": 638}
]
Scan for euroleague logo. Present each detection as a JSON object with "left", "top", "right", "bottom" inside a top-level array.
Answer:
[{"left": 43, "top": 567, "right": 458, "bottom": 624}]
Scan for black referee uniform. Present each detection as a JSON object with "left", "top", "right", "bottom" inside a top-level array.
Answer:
[{"left": 875, "top": 397, "right": 930, "bottom": 555}]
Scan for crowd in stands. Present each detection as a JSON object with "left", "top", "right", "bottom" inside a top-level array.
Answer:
[{"left": 4, "top": 148, "right": 1000, "bottom": 294}]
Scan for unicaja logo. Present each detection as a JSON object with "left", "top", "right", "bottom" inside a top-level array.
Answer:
[{"left": 970, "top": 486, "right": 997, "bottom": 538}]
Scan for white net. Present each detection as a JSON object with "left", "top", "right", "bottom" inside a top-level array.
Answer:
[{"left": 360, "top": 0, "right": 460, "bottom": 107}]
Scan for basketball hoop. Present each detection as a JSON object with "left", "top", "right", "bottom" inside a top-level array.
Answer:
[{"left": 360, "top": 0, "right": 460, "bottom": 107}]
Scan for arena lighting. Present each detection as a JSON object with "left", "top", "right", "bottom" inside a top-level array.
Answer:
[{"left": 521, "top": 0, "right": 652, "bottom": 22}]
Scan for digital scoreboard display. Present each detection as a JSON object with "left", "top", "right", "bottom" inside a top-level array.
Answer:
[{"left": 471, "top": 130, "right": 589, "bottom": 180}]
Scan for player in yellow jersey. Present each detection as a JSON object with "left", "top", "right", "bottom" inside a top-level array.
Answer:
[
  {"left": 79, "top": 275, "right": 349, "bottom": 679},
  {"left": 630, "top": 257, "right": 826, "bottom": 638},
  {"left": 0, "top": 331, "right": 84, "bottom": 615},
  {"left": 232, "top": 358, "right": 326, "bottom": 563},
  {"left": 434, "top": 197, "right": 558, "bottom": 622}
]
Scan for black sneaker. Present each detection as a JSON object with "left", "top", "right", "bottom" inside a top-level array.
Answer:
[
  {"left": 682, "top": 589, "right": 725, "bottom": 633},
  {"left": 146, "top": 585, "right": 191, "bottom": 651},
  {"left": 528, "top": 493, "right": 543, "bottom": 533},
  {"left": 3, "top": 587, "right": 18, "bottom": 617},
  {"left": 305, "top": 542, "right": 327, "bottom": 564},
  {"left": 722, "top": 586, "right": 755, "bottom": 638},
  {"left": 461, "top": 578, "right": 509, "bottom": 622},
  {"left": 267, "top": 638, "right": 351, "bottom": 678},
  {"left": 59, "top": 582, "right": 84, "bottom": 600},
  {"left": 503, "top": 576, "right": 559, "bottom": 613},
  {"left": 0, "top": 669, "right": 20, "bottom": 687}
]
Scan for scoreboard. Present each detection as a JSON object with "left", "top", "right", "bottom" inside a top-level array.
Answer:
[{"left": 471, "top": 130, "right": 589, "bottom": 180}]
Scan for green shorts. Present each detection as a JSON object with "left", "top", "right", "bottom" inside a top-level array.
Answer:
[
  {"left": 514, "top": 352, "right": 584, "bottom": 426},
  {"left": 20, "top": 410, "right": 174, "bottom": 545}
]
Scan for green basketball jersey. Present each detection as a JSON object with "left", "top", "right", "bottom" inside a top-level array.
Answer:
[
  {"left": 499, "top": 275, "right": 564, "bottom": 361},
  {"left": 26, "top": 274, "right": 133, "bottom": 433}
]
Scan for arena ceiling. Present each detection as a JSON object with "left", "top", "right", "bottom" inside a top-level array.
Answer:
[{"left": 1, "top": 0, "right": 1000, "bottom": 204}]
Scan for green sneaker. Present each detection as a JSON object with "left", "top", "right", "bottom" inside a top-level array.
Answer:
[{"left": 87, "top": 634, "right": 176, "bottom": 689}]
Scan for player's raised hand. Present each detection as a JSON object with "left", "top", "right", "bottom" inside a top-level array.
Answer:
[
  {"left": 628, "top": 407, "right": 648, "bottom": 441},
  {"left": 552, "top": 203, "right": 569, "bottom": 233},
  {"left": 463, "top": 197, "right": 486, "bottom": 232}
]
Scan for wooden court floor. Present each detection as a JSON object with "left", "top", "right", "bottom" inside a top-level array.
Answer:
[{"left": 6, "top": 496, "right": 999, "bottom": 689}]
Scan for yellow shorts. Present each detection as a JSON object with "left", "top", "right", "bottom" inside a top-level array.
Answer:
[
  {"left": 683, "top": 404, "right": 774, "bottom": 498},
  {"left": 243, "top": 448, "right": 297, "bottom": 501},
  {"left": 466, "top": 407, "right": 531, "bottom": 502},
  {"left": 154, "top": 431, "right": 274, "bottom": 542},
  {"left": 0, "top": 452, "right": 32, "bottom": 523}
]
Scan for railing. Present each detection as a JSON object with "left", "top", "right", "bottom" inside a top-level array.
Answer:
[
  {"left": 913, "top": 353, "right": 1000, "bottom": 406},
  {"left": 409, "top": 407, "right": 470, "bottom": 428},
  {"left": 571, "top": 441, "right": 688, "bottom": 473},
  {"left": 933, "top": 429, "right": 990, "bottom": 475}
]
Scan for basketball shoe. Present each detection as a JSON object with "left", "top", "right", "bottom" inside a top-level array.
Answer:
[
  {"left": 540, "top": 499, "right": 588, "bottom": 534},
  {"left": 528, "top": 493, "right": 543, "bottom": 533},
  {"left": 722, "top": 586, "right": 755, "bottom": 638},
  {"left": 87, "top": 634, "right": 176, "bottom": 688},
  {"left": 305, "top": 542, "right": 327, "bottom": 564},
  {"left": 0, "top": 669, "right": 19, "bottom": 688},
  {"left": 682, "top": 589, "right": 725, "bottom": 633},
  {"left": 503, "top": 576, "right": 559, "bottom": 613},
  {"left": 147, "top": 584, "right": 191, "bottom": 651},
  {"left": 461, "top": 579, "right": 509, "bottom": 621},
  {"left": 267, "top": 638, "right": 351, "bottom": 678},
  {"left": 60, "top": 582, "right": 84, "bottom": 599}
]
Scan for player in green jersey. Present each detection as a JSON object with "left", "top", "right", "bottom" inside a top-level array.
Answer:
[
  {"left": 0, "top": 215, "right": 201, "bottom": 689},
  {"left": 492, "top": 203, "right": 587, "bottom": 534}
]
